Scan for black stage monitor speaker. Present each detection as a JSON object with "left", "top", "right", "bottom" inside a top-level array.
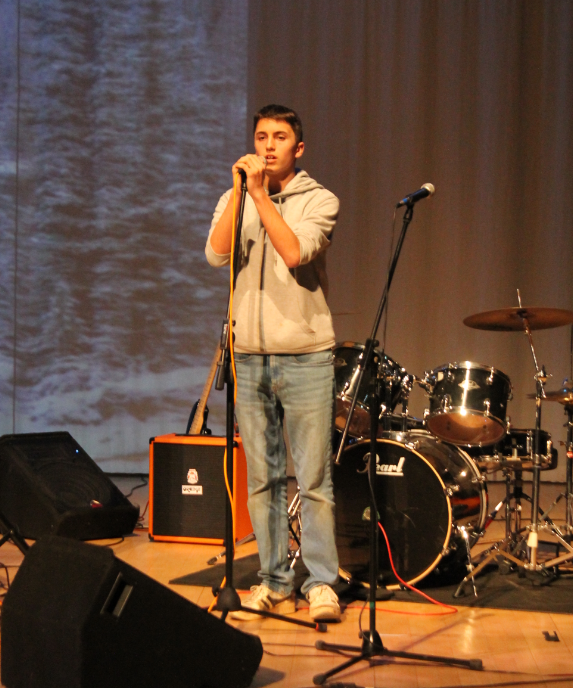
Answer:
[
  {"left": 1, "top": 536, "right": 263, "bottom": 688},
  {"left": 0, "top": 432, "right": 139, "bottom": 540}
]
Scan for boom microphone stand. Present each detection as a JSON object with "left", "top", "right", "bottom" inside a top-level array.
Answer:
[
  {"left": 314, "top": 193, "right": 483, "bottom": 685},
  {"left": 211, "top": 171, "right": 326, "bottom": 632}
]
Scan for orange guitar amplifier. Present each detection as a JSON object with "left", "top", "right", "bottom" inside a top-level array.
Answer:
[{"left": 149, "top": 434, "right": 252, "bottom": 544}]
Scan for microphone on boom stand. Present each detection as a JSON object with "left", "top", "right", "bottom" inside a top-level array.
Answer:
[{"left": 395, "top": 183, "right": 435, "bottom": 208}]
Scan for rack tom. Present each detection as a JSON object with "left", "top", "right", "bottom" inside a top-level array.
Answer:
[
  {"left": 334, "top": 342, "right": 407, "bottom": 438},
  {"left": 425, "top": 362, "right": 512, "bottom": 447}
]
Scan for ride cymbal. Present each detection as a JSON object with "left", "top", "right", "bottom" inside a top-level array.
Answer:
[{"left": 463, "top": 307, "right": 573, "bottom": 332}]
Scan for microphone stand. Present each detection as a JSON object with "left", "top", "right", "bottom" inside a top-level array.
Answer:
[
  {"left": 314, "top": 201, "right": 482, "bottom": 685},
  {"left": 211, "top": 173, "right": 326, "bottom": 632},
  {"left": 334, "top": 204, "right": 413, "bottom": 465}
]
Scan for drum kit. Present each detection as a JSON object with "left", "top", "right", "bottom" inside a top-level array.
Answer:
[{"left": 331, "top": 300, "right": 573, "bottom": 595}]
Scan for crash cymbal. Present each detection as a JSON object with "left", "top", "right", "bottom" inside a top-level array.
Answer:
[
  {"left": 528, "top": 381, "right": 573, "bottom": 405},
  {"left": 464, "top": 307, "right": 573, "bottom": 332}
]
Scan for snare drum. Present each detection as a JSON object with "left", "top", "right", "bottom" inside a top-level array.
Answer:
[
  {"left": 425, "top": 362, "right": 512, "bottom": 447},
  {"left": 468, "top": 428, "right": 558, "bottom": 472},
  {"left": 333, "top": 342, "right": 407, "bottom": 438}
]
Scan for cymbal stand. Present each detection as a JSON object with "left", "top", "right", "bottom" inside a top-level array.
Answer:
[
  {"left": 566, "top": 404, "right": 573, "bottom": 541},
  {"left": 517, "top": 303, "right": 546, "bottom": 569},
  {"left": 516, "top": 300, "right": 573, "bottom": 573}
]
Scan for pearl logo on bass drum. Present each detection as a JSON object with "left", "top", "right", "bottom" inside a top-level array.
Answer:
[{"left": 360, "top": 453, "right": 406, "bottom": 476}]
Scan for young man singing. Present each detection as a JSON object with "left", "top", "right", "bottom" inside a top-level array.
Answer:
[{"left": 205, "top": 104, "right": 340, "bottom": 622}]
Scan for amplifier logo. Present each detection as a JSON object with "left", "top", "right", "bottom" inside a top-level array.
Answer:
[
  {"left": 363, "top": 453, "right": 406, "bottom": 476},
  {"left": 183, "top": 469, "right": 201, "bottom": 495},
  {"left": 182, "top": 485, "right": 203, "bottom": 495}
]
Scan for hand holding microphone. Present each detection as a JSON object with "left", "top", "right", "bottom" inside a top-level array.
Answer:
[{"left": 235, "top": 155, "right": 267, "bottom": 185}]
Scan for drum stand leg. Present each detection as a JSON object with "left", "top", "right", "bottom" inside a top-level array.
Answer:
[
  {"left": 454, "top": 534, "right": 525, "bottom": 598},
  {"left": 454, "top": 470, "right": 527, "bottom": 597}
]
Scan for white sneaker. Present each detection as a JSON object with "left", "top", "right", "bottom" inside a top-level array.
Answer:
[
  {"left": 230, "top": 584, "right": 296, "bottom": 621},
  {"left": 307, "top": 584, "right": 341, "bottom": 622}
]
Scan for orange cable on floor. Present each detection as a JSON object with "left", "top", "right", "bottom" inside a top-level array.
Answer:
[{"left": 376, "top": 520, "right": 458, "bottom": 615}]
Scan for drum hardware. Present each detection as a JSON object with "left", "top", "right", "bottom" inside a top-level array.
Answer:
[
  {"left": 461, "top": 294, "right": 573, "bottom": 581},
  {"left": 206, "top": 487, "right": 303, "bottom": 568},
  {"left": 459, "top": 527, "right": 478, "bottom": 597},
  {"left": 470, "top": 428, "right": 557, "bottom": 472},
  {"left": 535, "top": 384, "right": 573, "bottom": 543},
  {"left": 287, "top": 486, "right": 303, "bottom": 568},
  {"left": 454, "top": 465, "right": 554, "bottom": 598}
]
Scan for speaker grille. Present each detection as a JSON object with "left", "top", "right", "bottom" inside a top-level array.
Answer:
[
  {"left": 0, "top": 433, "right": 122, "bottom": 508},
  {"left": 0, "top": 432, "right": 139, "bottom": 539}
]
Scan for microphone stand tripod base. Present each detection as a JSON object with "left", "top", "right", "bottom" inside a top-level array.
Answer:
[
  {"left": 313, "top": 635, "right": 483, "bottom": 686},
  {"left": 214, "top": 586, "right": 242, "bottom": 615}
]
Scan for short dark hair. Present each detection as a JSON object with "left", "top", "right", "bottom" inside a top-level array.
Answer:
[{"left": 253, "top": 104, "right": 303, "bottom": 144}]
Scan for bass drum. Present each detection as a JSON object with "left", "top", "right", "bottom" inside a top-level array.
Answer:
[{"left": 334, "top": 431, "right": 487, "bottom": 587}]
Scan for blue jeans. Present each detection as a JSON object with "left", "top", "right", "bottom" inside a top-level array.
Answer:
[{"left": 234, "top": 350, "right": 339, "bottom": 596}]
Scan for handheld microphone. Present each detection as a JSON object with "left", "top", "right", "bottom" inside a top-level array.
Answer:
[
  {"left": 396, "top": 183, "right": 435, "bottom": 208},
  {"left": 238, "top": 156, "right": 267, "bottom": 183}
]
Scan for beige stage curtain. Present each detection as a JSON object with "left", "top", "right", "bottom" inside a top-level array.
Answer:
[{"left": 248, "top": 0, "right": 573, "bottom": 480}]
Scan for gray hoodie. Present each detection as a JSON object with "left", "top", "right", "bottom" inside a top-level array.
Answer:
[{"left": 206, "top": 170, "right": 339, "bottom": 353}]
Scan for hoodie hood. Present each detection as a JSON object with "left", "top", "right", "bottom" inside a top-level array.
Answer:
[{"left": 268, "top": 169, "right": 324, "bottom": 200}]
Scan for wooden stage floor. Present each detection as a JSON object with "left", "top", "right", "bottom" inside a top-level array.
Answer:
[{"left": 1, "top": 480, "right": 573, "bottom": 688}]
